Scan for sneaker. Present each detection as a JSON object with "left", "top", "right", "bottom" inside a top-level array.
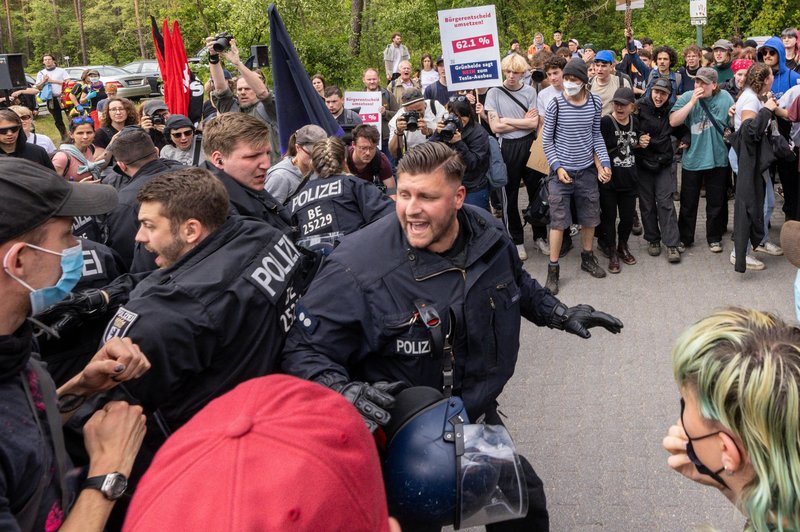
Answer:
[
  {"left": 545, "top": 263, "right": 559, "bottom": 295},
  {"left": 581, "top": 251, "right": 607, "bottom": 278},
  {"left": 597, "top": 241, "right": 612, "bottom": 258},
  {"left": 729, "top": 251, "right": 765, "bottom": 271},
  {"left": 569, "top": 224, "right": 581, "bottom": 237},
  {"left": 648, "top": 241, "right": 662, "bottom": 257},
  {"left": 754, "top": 242, "right": 783, "bottom": 256},
  {"left": 516, "top": 243, "right": 527, "bottom": 261},
  {"left": 534, "top": 237, "right": 550, "bottom": 255},
  {"left": 677, "top": 242, "right": 686, "bottom": 253},
  {"left": 631, "top": 212, "right": 643, "bottom": 236},
  {"left": 667, "top": 247, "right": 681, "bottom": 263},
  {"left": 708, "top": 242, "right": 723, "bottom": 253}
]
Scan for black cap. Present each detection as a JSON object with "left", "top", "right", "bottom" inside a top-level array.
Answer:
[
  {"left": 0, "top": 159, "right": 118, "bottom": 243},
  {"left": 436, "top": 56, "right": 444, "bottom": 65},
  {"left": 612, "top": 86, "right": 636, "bottom": 105},
  {"left": 562, "top": 58, "right": 589, "bottom": 84},
  {"left": 651, "top": 78, "right": 672, "bottom": 94}
]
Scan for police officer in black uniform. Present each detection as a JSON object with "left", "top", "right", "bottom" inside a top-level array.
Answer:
[
  {"left": 289, "top": 137, "right": 394, "bottom": 254},
  {"left": 200, "top": 113, "right": 291, "bottom": 232},
  {"left": 282, "top": 142, "right": 623, "bottom": 532}
]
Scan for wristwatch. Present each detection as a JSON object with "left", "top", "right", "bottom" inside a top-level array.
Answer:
[{"left": 82, "top": 472, "right": 128, "bottom": 500}]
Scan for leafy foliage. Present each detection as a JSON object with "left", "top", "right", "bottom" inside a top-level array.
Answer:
[{"left": 2, "top": 0, "right": 797, "bottom": 88}]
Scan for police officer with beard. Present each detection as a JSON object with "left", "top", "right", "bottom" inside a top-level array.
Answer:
[{"left": 282, "top": 142, "right": 623, "bottom": 532}]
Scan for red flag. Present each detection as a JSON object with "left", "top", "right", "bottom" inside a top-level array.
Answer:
[
  {"left": 150, "top": 16, "right": 166, "bottom": 76},
  {"left": 160, "top": 20, "right": 190, "bottom": 117}
]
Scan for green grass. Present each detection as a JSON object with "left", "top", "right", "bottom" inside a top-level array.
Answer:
[{"left": 31, "top": 114, "right": 64, "bottom": 145}]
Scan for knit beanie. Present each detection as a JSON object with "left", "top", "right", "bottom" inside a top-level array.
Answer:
[{"left": 563, "top": 58, "right": 589, "bottom": 84}]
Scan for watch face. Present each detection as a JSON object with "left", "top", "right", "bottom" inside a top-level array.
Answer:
[{"left": 102, "top": 473, "right": 128, "bottom": 499}]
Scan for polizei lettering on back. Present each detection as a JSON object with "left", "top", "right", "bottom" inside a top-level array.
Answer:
[
  {"left": 247, "top": 234, "right": 301, "bottom": 304},
  {"left": 290, "top": 179, "right": 343, "bottom": 211}
]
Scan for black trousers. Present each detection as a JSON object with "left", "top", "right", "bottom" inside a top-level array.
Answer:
[
  {"left": 678, "top": 166, "right": 728, "bottom": 246},
  {"left": 777, "top": 150, "right": 800, "bottom": 221},
  {"left": 501, "top": 133, "right": 543, "bottom": 244},
  {"left": 46, "top": 96, "right": 66, "bottom": 136},
  {"left": 598, "top": 186, "right": 637, "bottom": 249}
]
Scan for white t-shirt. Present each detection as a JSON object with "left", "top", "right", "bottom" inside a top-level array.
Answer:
[
  {"left": 420, "top": 69, "right": 439, "bottom": 91},
  {"left": 779, "top": 85, "right": 800, "bottom": 146},
  {"left": 734, "top": 88, "right": 763, "bottom": 131},
  {"left": 36, "top": 67, "right": 68, "bottom": 97},
  {"left": 537, "top": 85, "right": 562, "bottom": 117}
]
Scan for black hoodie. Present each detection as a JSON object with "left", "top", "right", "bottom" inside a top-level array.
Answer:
[
  {"left": 1, "top": 130, "right": 54, "bottom": 170},
  {"left": 635, "top": 94, "right": 675, "bottom": 164}
]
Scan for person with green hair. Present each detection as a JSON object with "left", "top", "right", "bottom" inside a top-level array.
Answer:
[{"left": 664, "top": 307, "right": 800, "bottom": 531}]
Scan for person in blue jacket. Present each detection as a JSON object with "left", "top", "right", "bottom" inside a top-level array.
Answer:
[{"left": 282, "top": 142, "right": 623, "bottom": 532}]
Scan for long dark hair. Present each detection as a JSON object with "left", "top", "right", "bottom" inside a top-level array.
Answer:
[{"left": 448, "top": 97, "right": 476, "bottom": 125}]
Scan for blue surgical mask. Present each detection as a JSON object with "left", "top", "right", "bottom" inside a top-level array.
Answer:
[{"left": 3, "top": 241, "right": 84, "bottom": 315}]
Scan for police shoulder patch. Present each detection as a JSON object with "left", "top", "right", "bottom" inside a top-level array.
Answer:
[
  {"left": 103, "top": 306, "right": 139, "bottom": 343},
  {"left": 295, "top": 304, "right": 319, "bottom": 334}
]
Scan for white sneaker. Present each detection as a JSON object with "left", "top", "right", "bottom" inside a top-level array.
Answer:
[
  {"left": 729, "top": 250, "right": 765, "bottom": 270},
  {"left": 534, "top": 237, "right": 550, "bottom": 255},
  {"left": 516, "top": 244, "right": 528, "bottom": 261},
  {"left": 754, "top": 242, "right": 783, "bottom": 256}
]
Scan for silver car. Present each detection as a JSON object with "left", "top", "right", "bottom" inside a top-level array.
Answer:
[{"left": 64, "top": 65, "right": 151, "bottom": 100}]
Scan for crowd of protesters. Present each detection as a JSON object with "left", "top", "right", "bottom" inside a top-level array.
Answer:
[{"left": 1, "top": 23, "right": 800, "bottom": 532}]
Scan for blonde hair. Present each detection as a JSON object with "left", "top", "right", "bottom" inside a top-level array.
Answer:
[{"left": 310, "top": 137, "right": 347, "bottom": 178}]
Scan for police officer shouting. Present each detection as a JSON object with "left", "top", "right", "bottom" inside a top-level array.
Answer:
[{"left": 282, "top": 142, "right": 623, "bottom": 531}]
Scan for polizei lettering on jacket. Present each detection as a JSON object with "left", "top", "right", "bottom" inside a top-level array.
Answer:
[
  {"left": 395, "top": 339, "right": 432, "bottom": 356},
  {"left": 290, "top": 180, "right": 343, "bottom": 211},
  {"left": 246, "top": 234, "right": 301, "bottom": 304}
]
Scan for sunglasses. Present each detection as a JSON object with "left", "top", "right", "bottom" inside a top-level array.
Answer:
[
  {"left": 71, "top": 116, "right": 94, "bottom": 125},
  {"left": 448, "top": 95, "right": 468, "bottom": 103},
  {"left": 171, "top": 130, "right": 194, "bottom": 139},
  {"left": 0, "top": 125, "right": 21, "bottom": 135},
  {"left": 762, "top": 49, "right": 778, "bottom": 57}
]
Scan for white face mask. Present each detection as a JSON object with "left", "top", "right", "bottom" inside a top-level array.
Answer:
[{"left": 563, "top": 81, "right": 583, "bottom": 96}]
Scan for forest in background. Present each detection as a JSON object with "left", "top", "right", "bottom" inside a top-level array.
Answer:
[{"left": 2, "top": 0, "right": 798, "bottom": 88}]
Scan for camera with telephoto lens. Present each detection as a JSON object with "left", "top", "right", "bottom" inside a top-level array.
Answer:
[
  {"left": 212, "top": 32, "right": 234, "bottom": 53},
  {"left": 402, "top": 111, "right": 420, "bottom": 132},
  {"left": 150, "top": 114, "right": 165, "bottom": 126},
  {"left": 439, "top": 113, "right": 461, "bottom": 141}
]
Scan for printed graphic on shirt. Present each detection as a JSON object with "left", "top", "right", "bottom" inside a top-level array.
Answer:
[
  {"left": 611, "top": 127, "right": 638, "bottom": 168},
  {"left": 245, "top": 234, "right": 302, "bottom": 305},
  {"left": 103, "top": 307, "right": 139, "bottom": 342}
]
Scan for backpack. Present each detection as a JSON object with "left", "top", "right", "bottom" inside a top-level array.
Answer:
[{"left": 486, "top": 136, "right": 507, "bottom": 189}]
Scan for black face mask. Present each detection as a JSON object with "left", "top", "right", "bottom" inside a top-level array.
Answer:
[{"left": 680, "top": 398, "right": 730, "bottom": 489}]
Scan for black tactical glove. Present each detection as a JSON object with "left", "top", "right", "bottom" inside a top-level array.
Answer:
[
  {"left": 332, "top": 381, "right": 406, "bottom": 433},
  {"left": 548, "top": 302, "right": 624, "bottom": 339},
  {"left": 33, "top": 288, "right": 111, "bottom": 338}
]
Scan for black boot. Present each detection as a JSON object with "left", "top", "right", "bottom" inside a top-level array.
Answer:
[
  {"left": 580, "top": 251, "right": 606, "bottom": 278},
  {"left": 545, "top": 262, "right": 559, "bottom": 295}
]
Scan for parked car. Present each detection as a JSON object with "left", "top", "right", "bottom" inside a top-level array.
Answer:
[
  {"left": 63, "top": 65, "right": 151, "bottom": 102},
  {"left": 123, "top": 60, "right": 162, "bottom": 97}
]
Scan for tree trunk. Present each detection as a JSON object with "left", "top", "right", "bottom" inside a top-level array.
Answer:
[
  {"left": 73, "top": 0, "right": 88, "bottom": 64},
  {"left": 349, "top": 0, "right": 363, "bottom": 56},
  {"left": 3, "top": 0, "right": 12, "bottom": 52},
  {"left": 50, "top": 0, "right": 61, "bottom": 47},
  {"left": 133, "top": 0, "right": 147, "bottom": 58},
  {"left": 194, "top": 0, "right": 211, "bottom": 36}
]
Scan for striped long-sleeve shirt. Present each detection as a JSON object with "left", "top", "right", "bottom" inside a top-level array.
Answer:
[{"left": 542, "top": 92, "right": 610, "bottom": 173}]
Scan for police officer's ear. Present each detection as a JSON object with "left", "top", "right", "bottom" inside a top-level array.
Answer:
[
  {"left": 454, "top": 184, "right": 466, "bottom": 210},
  {"left": 182, "top": 218, "right": 207, "bottom": 246},
  {"left": 210, "top": 150, "right": 225, "bottom": 169}
]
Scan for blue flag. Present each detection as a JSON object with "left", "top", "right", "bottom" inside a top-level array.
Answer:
[{"left": 269, "top": 4, "right": 343, "bottom": 154}]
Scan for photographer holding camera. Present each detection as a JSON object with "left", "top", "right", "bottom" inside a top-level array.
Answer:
[
  {"left": 206, "top": 33, "right": 280, "bottom": 162},
  {"left": 388, "top": 89, "right": 445, "bottom": 161},
  {"left": 428, "top": 96, "right": 490, "bottom": 209},
  {"left": 139, "top": 99, "right": 170, "bottom": 152}
]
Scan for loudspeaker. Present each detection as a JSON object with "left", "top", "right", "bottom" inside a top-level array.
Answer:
[
  {"left": 0, "top": 54, "right": 26, "bottom": 91},
  {"left": 251, "top": 45, "right": 269, "bottom": 68}
]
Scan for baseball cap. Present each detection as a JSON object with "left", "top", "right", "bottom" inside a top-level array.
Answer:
[
  {"left": 595, "top": 50, "right": 615, "bottom": 63},
  {"left": 695, "top": 67, "right": 718, "bottom": 84},
  {"left": 712, "top": 39, "right": 733, "bottom": 51},
  {"left": 781, "top": 221, "right": 800, "bottom": 268},
  {"left": 123, "top": 375, "right": 391, "bottom": 532},
  {"left": 569, "top": 38, "right": 580, "bottom": 47},
  {"left": 651, "top": 78, "right": 673, "bottom": 94},
  {"left": 612, "top": 86, "right": 635, "bottom": 105},
  {"left": 295, "top": 124, "right": 327, "bottom": 147},
  {"left": 584, "top": 43, "right": 597, "bottom": 52},
  {"left": 0, "top": 159, "right": 118, "bottom": 243},
  {"left": 141, "top": 99, "right": 168, "bottom": 115},
  {"left": 401, "top": 88, "right": 425, "bottom": 106},
  {"left": 436, "top": 55, "right": 444, "bottom": 65}
]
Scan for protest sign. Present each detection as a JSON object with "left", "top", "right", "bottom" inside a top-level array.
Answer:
[{"left": 437, "top": 5, "right": 502, "bottom": 92}]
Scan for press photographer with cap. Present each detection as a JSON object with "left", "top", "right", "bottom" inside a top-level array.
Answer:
[
  {"left": 139, "top": 99, "right": 170, "bottom": 152},
  {"left": 0, "top": 159, "right": 149, "bottom": 531},
  {"left": 388, "top": 88, "right": 445, "bottom": 161}
]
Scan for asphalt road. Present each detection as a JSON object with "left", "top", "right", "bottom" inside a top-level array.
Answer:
[{"left": 490, "top": 193, "right": 793, "bottom": 531}]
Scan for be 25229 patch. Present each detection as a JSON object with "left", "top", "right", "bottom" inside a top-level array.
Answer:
[{"left": 103, "top": 307, "right": 139, "bottom": 342}]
